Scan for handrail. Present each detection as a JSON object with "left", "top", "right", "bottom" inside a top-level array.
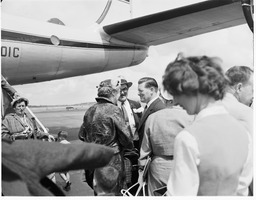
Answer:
[{"left": 26, "top": 106, "right": 48, "bottom": 133}]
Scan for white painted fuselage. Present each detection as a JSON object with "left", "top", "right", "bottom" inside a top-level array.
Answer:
[{"left": 1, "top": 14, "right": 148, "bottom": 85}]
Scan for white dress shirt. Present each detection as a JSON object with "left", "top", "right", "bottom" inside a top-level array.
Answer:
[{"left": 118, "top": 100, "right": 136, "bottom": 136}]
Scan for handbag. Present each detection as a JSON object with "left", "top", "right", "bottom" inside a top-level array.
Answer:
[
  {"left": 122, "top": 148, "right": 139, "bottom": 185},
  {"left": 121, "top": 156, "right": 151, "bottom": 196}
]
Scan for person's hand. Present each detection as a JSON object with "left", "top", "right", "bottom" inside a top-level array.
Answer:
[
  {"left": 22, "top": 127, "right": 30, "bottom": 134},
  {"left": 14, "top": 132, "right": 28, "bottom": 140},
  {"left": 137, "top": 167, "right": 144, "bottom": 185},
  {"left": 23, "top": 127, "right": 33, "bottom": 137},
  {"left": 48, "top": 134, "right": 55, "bottom": 142},
  {"left": 13, "top": 92, "right": 20, "bottom": 99}
]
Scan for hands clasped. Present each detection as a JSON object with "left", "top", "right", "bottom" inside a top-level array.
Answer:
[{"left": 14, "top": 127, "right": 32, "bottom": 140}]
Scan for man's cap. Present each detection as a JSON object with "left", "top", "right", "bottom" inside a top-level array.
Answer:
[
  {"left": 11, "top": 97, "right": 29, "bottom": 107},
  {"left": 120, "top": 79, "right": 132, "bottom": 88}
]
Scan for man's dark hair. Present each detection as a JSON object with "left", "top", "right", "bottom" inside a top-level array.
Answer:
[
  {"left": 225, "top": 66, "right": 253, "bottom": 87},
  {"left": 138, "top": 77, "right": 158, "bottom": 91}
]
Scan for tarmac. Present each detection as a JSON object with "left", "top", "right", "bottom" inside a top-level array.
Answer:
[
  {"left": 29, "top": 109, "right": 102, "bottom": 196},
  {"left": 55, "top": 169, "right": 94, "bottom": 196},
  {"left": 55, "top": 139, "right": 94, "bottom": 196}
]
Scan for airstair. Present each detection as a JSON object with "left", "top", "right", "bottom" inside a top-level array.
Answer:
[{"left": 1, "top": 87, "right": 49, "bottom": 135}]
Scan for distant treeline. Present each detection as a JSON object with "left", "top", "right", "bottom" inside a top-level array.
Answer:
[{"left": 29, "top": 102, "right": 95, "bottom": 108}]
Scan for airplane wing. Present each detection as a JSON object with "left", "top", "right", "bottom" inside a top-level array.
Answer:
[{"left": 103, "top": 0, "right": 246, "bottom": 46}]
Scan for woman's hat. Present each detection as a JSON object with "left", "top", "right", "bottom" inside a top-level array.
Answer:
[
  {"left": 97, "top": 78, "right": 121, "bottom": 90},
  {"left": 11, "top": 97, "right": 29, "bottom": 107},
  {"left": 120, "top": 79, "right": 132, "bottom": 88},
  {"left": 97, "top": 78, "right": 122, "bottom": 97}
]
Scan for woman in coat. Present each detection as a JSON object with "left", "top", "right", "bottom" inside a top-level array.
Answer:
[
  {"left": 79, "top": 77, "right": 133, "bottom": 195},
  {"left": 138, "top": 92, "right": 192, "bottom": 196},
  {"left": 2, "top": 97, "right": 49, "bottom": 141}
]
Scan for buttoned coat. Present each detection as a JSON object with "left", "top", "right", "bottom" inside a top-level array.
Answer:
[
  {"left": 2, "top": 113, "right": 35, "bottom": 141},
  {"left": 136, "top": 97, "right": 165, "bottom": 148}
]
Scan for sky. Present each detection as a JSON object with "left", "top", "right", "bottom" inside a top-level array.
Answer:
[{"left": 1, "top": 0, "right": 254, "bottom": 105}]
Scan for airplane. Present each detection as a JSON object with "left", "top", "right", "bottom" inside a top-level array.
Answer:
[{"left": 1, "top": 0, "right": 253, "bottom": 86}]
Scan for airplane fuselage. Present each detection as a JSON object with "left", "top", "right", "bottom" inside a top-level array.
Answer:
[
  {"left": 2, "top": 0, "right": 250, "bottom": 86},
  {"left": 1, "top": 14, "right": 148, "bottom": 85}
]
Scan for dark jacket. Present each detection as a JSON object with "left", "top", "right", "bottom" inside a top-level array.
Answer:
[
  {"left": 1, "top": 75, "right": 16, "bottom": 118},
  {"left": 79, "top": 97, "right": 133, "bottom": 150},
  {"left": 137, "top": 97, "right": 165, "bottom": 148},
  {"left": 1, "top": 75, "right": 17, "bottom": 96},
  {"left": 78, "top": 97, "right": 134, "bottom": 192},
  {"left": 127, "top": 99, "right": 142, "bottom": 129}
]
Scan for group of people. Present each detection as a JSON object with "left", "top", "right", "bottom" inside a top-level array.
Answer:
[
  {"left": 78, "top": 54, "right": 253, "bottom": 196},
  {"left": 1, "top": 53, "right": 253, "bottom": 196},
  {"left": 1, "top": 76, "right": 52, "bottom": 141},
  {"left": 1, "top": 77, "right": 75, "bottom": 194}
]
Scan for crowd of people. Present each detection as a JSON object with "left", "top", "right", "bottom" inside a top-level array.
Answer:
[
  {"left": 1, "top": 53, "right": 254, "bottom": 196},
  {"left": 78, "top": 54, "right": 253, "bottom": 196}
]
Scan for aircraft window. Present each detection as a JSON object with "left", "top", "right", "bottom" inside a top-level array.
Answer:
[{"left": 47, "top": 18, "right": 65, "bottom": 26}]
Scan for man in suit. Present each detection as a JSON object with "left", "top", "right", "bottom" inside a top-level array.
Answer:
[
  {"left": 118, "top": 78, "right": 142, "bottom": 189},
  {"left": 118, "top": 78, "right": 142, "bottom": 146},
  {"left": 136, "top": 77, "right": 165, "bottom": 150},
  {"left": 222, "top": 66, "right": 253, "bottom": 196},
  {"left": 222, "top": 66, "right": 253, "bottom": 135}
]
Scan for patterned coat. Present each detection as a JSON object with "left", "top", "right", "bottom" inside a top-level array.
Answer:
[
  {"left": 78, "top": 97, "right": 133, "bottom": 193},
  {"left": 79, "top": 97, "right": 133, "bottom": 149}
]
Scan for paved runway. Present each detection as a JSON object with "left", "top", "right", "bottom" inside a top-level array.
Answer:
[
  {"left": 30, "top": 109, "right": 98, "bottom": 196},
  {"left": 55, "top": 139, "right": 94, "bottom": 196},
  {"left": 55, "top": 169, "right": 94, "bottom": 196}
]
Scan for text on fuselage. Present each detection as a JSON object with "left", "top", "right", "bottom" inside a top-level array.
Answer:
[{"left": 1, "top": 46, "right": 20, "bottom": 58}]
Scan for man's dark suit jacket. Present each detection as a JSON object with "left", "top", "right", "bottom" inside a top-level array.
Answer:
[
  {"left": 137, "top": 97, "right": 165, "bottom": 149},
  {"left": 127, "top": 99, "right": 142, "bottom": 130}
]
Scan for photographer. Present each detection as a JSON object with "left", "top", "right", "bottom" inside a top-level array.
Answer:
[{"left": 2, "top": 97, "right": 49, "bottom": 141}]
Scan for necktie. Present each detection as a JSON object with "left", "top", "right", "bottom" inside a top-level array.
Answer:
[
  {"left": 121, "top": 103, "right": 129, "bottom": 123},
  {"left": 143, "top": 105, "right": 148, "bottom": 115}
]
